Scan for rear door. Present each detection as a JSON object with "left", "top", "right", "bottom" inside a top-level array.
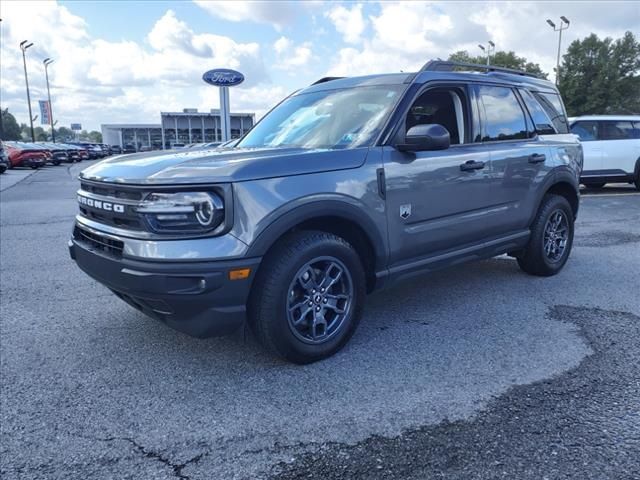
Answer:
[
  {"left": 598, "top": 120, "right": 640, "bottom": 175},
  {"left": 475, "top": 84, "right": 552, "bottom": 234}
]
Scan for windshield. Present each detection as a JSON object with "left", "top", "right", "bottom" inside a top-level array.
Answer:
[{"left": 237, "top": 85, "right": 403, "bottom": 150}]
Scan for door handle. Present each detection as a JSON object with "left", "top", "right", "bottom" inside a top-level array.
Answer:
[
  {"left": 460, "top": 160, "right": 486, "bottom": 171},
  {"left": 528, "top": 153, "right": 546, "bottom": 163}
]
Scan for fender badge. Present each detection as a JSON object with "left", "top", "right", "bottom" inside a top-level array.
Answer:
[{"left": 400, "top": 204, "right": 412, "bottom": 219}]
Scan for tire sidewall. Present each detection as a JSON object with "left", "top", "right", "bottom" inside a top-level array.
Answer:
[
  {"left": 537, "top": 197, "right": 574, "bottom": 273},
  {"left": 260, "top": 235, "right": 365, "bottom": 363}
]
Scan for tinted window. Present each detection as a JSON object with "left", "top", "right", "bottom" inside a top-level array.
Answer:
[
  {"left": 532, "top": 92, "right": 569, "bottom": 133},
  {"left": 570, "top": 121, "right": 598, "bottom": 141},
  {"left": 599, "top": 121, "right": 636, "bottom": 140},
  {"left": 407, "top": 88, "right": 467, "bottom": 144},
  {"left": 478, "top": 86, "right": 528, "bottom": 141},
  {"left": 519, "top": 89, "right": 556, "bottom": 134}
]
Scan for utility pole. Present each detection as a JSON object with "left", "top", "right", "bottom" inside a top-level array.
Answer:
[
  {"left": 547, "top": 16, "right": 570, "bottom": 85},
  {"left": 44, "top": 58, "right": 56, "bottom": 142},
  {"left": 20, "top": 40, "right": 35, "bottom": 142}
]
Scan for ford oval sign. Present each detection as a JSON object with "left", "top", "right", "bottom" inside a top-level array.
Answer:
[{"left": 202, "top": 69, "right": 245, "bottom": 87}]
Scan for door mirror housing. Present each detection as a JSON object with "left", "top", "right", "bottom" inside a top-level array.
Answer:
[{"left": 396, "top": 124, "right": 450, "bottom": 152}]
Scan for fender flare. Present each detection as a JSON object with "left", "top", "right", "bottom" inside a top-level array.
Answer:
[
  {"left": 245, "top": 198, "right": 388, "bottom": 269},
  {"left": 528, "top": 168, "right": 580, "bottom": 224}
]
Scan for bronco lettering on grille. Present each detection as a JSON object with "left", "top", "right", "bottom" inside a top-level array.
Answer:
[{"left": 77, "top": 195, "right": 125, "bottom": 214}]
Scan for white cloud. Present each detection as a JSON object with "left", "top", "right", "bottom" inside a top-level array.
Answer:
[
  {"left": 0, "top": 4, "right": 272, "bottom": 130},
  {"left": 326, "top": 0, "right": 639, "bottom": 79},
  {"left": 274, "top": 36, "right": 292, "bottom": 55},
  {"left": 193, "top": 0, "right": 300, "bottom": 31},
  {"left": 272, "top": 36, "right": 313, "bottom": 71},
  {"left": 326, "top": 4, "right": 367, "bottom": 44}
]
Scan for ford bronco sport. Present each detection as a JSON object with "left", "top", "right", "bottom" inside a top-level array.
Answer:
[{"left": 70, "top": 60, "right": 582, "bottom": 364}]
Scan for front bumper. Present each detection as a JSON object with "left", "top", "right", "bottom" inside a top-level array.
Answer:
[{"left": 69, "top": 232, "right": 261, "bottom": 338}]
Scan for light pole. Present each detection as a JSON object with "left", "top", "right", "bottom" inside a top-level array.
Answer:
[
  {"left": 44, "top": 58, "right": 56, "bottom": 142},
  {"left": 478, "top": 41, "right": 495, "bottom": 66},
  {"left": 547, "top": 16, "right": 570, "bottom": 85},
  {"left": 20, "top": 40, "right": 35, "bottom": 142}
]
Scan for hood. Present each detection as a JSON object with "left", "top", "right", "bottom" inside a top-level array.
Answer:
[{"left": 79, "top": 146, "right": 369, "bottom": 185}]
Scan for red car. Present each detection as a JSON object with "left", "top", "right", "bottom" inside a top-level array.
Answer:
[{"left": 4, "top": 142, "right": 47, "bottom": 169}]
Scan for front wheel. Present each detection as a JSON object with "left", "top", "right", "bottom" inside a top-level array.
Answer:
[
  {"left": 517, "top": 194, "right": 574, "bottom": 277},
  {"left": 248, "top": 231, "right": 366, "bottom": 364}
]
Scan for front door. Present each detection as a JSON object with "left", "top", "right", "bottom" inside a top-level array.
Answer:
[{"left": 383, "top": 85, "right": 495, "bottom": 268}]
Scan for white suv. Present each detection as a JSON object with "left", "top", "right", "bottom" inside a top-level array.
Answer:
[{"left": 569, "top": 115, "right": 640, "bottom": 190}]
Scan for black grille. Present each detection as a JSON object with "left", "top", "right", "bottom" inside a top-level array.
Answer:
[
  {"left": 78, "top": 181, "right": 145, "bottom": 230},
  {"left": 80, "top": 182, "right": 143, "bottom": 201},
  {"left": 74, "top": 226, "right": 124, "bottom": 258}
]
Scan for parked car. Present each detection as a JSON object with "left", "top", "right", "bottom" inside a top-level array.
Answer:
[
  {"left": 569, "top": 115, "right": 640, "bottom": 189},
  {"left": 70, "top": 60, "right": 582, "bottom": 363},
  {"left": 4, "top": 142, "right": 47, "bottom": 169},
  {"left": 122, "top": 144, "right": 136, "bottom": 154},
  {"left": 72, "top": 143, "right": 103, "bottom": 159},
  {"left": 39, "top": 143, "right": 69, "bottom": 165},
  {"left": 0, "top": 140, "right": 9, "bottom": 174},
  {"left": 110, "top": 145, "right": 122, "bottom": 155}
]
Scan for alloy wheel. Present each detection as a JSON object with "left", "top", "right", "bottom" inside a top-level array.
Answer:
[
  {"left": 286, "top": 256, "right": 353, "bottom": 344},
  {"left": 543, "top": 210, "right": 569, "bottom": 262}
]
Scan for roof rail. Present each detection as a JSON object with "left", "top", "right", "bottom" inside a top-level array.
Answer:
[
  {"left": 311, "top": 76, "right": 345, "bottom": 85},
  {"left": 419, "top": 60, "right": 540, "bottom": 79}
]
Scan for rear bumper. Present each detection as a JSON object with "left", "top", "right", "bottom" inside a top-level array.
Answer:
[
  {"left": 69, "top": 236, "right": 261, "bottom": 338},
  {"left": 16, "top": 157, "right": 45, "bottom": 168}
]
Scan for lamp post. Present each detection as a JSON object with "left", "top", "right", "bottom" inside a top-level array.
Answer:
[
  {"left": 20, "top": 40, "right": 35, "bottom": 142},
  {"left": 43, "top": 58, "right": 56, "bottom": 142},
  {"left": 547, "top": 16, "right": 570, "bottom": 85},
  {"left": 478, "top": 41, "right": 495, "bottom": 66}
]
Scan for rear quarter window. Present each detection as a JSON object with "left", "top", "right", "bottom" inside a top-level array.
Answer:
[
  {"left": 519, "top": 89, "right": 556, "bottom": 135},
  {"left": 532, "top": 92, "right": 569, "bottom": 134}
]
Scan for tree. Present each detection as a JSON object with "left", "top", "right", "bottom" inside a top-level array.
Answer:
[
  {"left": 55, "top": 127, "right": 74, "bottom": 142},
  {"left": 1, "top": 110, "right": 22, "bottom": 141},
  {"left": 559, "top": 31, "right": 640, "bottom": 115},
  {"left": 447, "top": 50, "right": 548, "bottom": 78},
  {"left": 78, "top": 130, "right": 102, "bottom": 143}
]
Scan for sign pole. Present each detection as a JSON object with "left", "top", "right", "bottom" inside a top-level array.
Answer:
[
  {"left": 219, "top": 86, "right": 231, "bottom": 142},
  {"left": 202, "top": 68, "right": 244, "bottom": 144}
]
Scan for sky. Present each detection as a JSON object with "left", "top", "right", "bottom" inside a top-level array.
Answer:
[{"left": 1, "top": 1, "right": 638, "bottom": 132}]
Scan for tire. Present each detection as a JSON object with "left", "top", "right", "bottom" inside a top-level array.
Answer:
[
  {"left": 248, "top": 230, "right": 366, "bottom": 364},
  {"left": 53, "top": 160, "right": 61, "bottom": 166},
  {"left": 517, "top": 194, "right": 574, "bottom": 277}
]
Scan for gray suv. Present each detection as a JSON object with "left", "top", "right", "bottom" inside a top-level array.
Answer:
[{"left": 69, "top": 61, "right": 582, "bottom": 363}]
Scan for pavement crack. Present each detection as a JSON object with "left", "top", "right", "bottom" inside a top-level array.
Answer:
[{"left": 100, "top": 436, "right": 208, "bottom": 479}]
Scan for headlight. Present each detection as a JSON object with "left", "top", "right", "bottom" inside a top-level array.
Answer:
[{"left": 136, "top": 191, "right": 224, "bottom": 234}]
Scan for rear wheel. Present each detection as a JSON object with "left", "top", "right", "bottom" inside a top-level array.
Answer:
[
  {"left": 517, "top": 194, "right": 574, "bottom": 277},
  {"left": 248, "top": 230, "right": 365, "bottom": 364}
]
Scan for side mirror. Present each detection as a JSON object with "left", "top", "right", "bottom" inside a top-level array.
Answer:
[{"left": 396, "top": 124, "right": 450, "bottom": 152}]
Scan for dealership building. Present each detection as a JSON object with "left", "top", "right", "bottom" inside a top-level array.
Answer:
[{"left": 101, "top": 109, "right": 255, "bottom": 150}]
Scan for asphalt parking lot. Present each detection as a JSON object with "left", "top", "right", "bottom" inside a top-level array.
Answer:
[{"left": 1, "top": 162, "right": 639, "bottom": 479}]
